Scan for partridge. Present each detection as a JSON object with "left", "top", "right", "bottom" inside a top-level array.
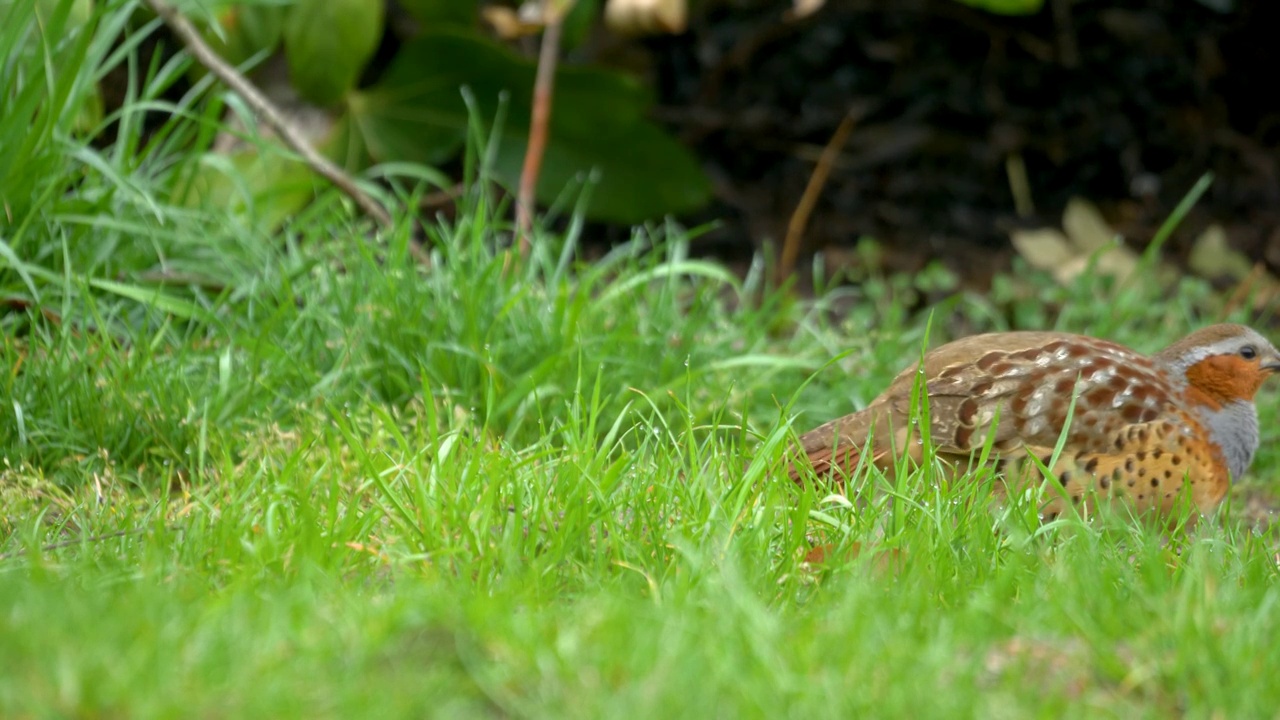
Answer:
[{"left": 789, "top": 324, "right": 1280, "bottom": 519}]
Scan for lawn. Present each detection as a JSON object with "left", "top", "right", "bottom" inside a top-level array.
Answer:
[{"left": 5, "top": 2, "right": 1280, "bottom": 718}]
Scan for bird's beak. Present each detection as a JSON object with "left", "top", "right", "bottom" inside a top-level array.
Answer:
[{"left": 1263, "top": 352, "right": 1280, "bottom": 373}]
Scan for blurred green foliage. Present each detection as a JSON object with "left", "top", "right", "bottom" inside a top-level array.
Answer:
[
  {"left": 16, "top": 0, "right": 1053, "bottom": 231},
  {"left": 182, "top": 0, "right": 712, "bottom": 226},
  {"left": 952, "top": 0, "right": 1045, "bottom": 14}
]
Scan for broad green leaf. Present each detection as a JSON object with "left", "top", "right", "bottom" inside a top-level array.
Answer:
[
  {"left": 489, "top": 116, "right": 709, "bottom": 226},
  {"left": 283, "top": 0, "right": 384, "bottom": 106},
  {"left": 204, "top": 2, "right": 285, "bottom": 66},
  {"left": 343, "top": 29, "right": 710, "bottom": 223},
  {"left": 179, "top": 146, "right": 320, "bottom": 231},
  {"left": 561, "top": 0, "right": 597, "bottom": 51},
  {"left": 397, "top": 0, "right": 477, "bottom": 27},
  {"left": 950, "top": 0, "right": 1044, "bottom": 14}
]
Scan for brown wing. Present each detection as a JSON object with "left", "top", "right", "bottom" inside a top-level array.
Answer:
[
  {"left": 787, "top": 403, "right": 892, "bottom": 481},
  {"left": 789, "top": 330, "right": 1182, "bottom": 481}
]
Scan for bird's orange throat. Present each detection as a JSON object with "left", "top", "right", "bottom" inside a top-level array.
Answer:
[{"left": 1183, "top": 355, "right": 1271, "bottom": 409}]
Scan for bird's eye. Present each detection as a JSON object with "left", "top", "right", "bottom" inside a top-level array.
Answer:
[{"left": 1240, "top": 345, "right": 1258, "bottom": 360}]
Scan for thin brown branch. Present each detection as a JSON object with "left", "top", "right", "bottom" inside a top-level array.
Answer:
[
  {"left": 419, "top": 183, "right": 466, "bottom": 212},
  {"left": 515, "top": 6, "right": 565, "bottom": 255},
  {"left": 143, "top": 0, "right": 430, "bottom": 262},
  {"left": 0, "top": 528, "right": 147, "bottom": 561},
  {"left": 777, "top": 110, "right": 857, "bottom": 286}
]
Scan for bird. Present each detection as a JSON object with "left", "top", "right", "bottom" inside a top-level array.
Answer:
[{"left": 788, "top": 323, "right": 1280, "bottom": 520}]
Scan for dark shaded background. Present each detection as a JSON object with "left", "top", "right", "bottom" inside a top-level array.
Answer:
[{"left": 625, "top": 0, "right": 1280, "bottom": 288}]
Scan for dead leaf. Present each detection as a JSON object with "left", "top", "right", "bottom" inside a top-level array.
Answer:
[
  {"left": 1010, "top": 197, "right": 1138, "bottom": 284},
  {"left": 481, "top": 6, "right": 544, "bottom": 39},
  {"left": 1062, "top": 197, "right": 1116, "bottom": 254},
  {"left": 1189, "top": 224, "right": 1254, "bottom": 280},
  {"left": 604, "top": 0, "right": 687, "bottom": 35},
  {"left": 1010, "top": 227, "right": 1077, "bottom": 283},
  {"left": 787, "top": 0, "right": 827, "bottom": 20}
]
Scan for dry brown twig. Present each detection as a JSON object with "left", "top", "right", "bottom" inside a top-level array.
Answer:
[
  {"left": 777, "top": 110, "right": 858, "bottom": 285},
  {"left": 0, "top": 528, "right": 147, "bottom": 561},
  {"left": 143, "top": 0, "right": 432, "bottom": 263},
  {"left": 515, "top": 0, "right": 572, "bottom": 256}
]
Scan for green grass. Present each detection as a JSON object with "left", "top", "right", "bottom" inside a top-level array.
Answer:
[{"left": 5, "top": 2, "right": 1280, "bottom": 717}]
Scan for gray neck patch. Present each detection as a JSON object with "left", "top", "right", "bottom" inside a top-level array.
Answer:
[{"left": 1199, "top": 400, "right": 1260, "bottom": 480}]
